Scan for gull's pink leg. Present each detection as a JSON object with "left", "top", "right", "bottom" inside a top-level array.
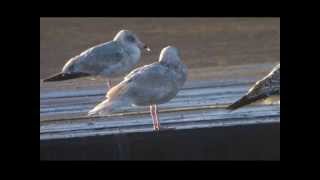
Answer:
[
  {"left": 154, "top": 105, "right": 160, "bottom": 130},
  {"left": 107, "top": 80, "right": 112, "bottom": 89},
  {"left": 150, "top": 105, "right": 157, "bottom": 130},
  {"left": 104, "top": 80, "right": 112, "bottom": 95}
]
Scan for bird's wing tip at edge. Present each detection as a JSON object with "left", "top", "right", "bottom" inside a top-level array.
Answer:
[
  {"left": 42, "top": 72, "right": 91, "bottom": 82},
  {"left": 226, "top": 104, "right": 238, "bottom": 111},
  {"left": 42, "top": 73, "right": 64, "bottom": 82},
  {"left": 226, "top": 95, "right": 251, "bottom": 111}
]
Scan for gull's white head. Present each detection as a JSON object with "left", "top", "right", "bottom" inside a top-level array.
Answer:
[
  {"left": 159, "top": 46, "right": 181, "bottom": 65},
  {"left": 113, "top": 30, "right": 151, "bottom": 52},
  {"left": 159, "top": 46, "right": 187, "bottom": 88}
]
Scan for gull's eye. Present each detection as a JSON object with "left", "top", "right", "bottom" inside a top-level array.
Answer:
[{"left": 126, "top": 35, "right": 135, "bottom": 42}]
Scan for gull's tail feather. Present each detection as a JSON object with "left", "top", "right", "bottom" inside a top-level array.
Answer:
[
  {"left": 88, "top": 99, "right": 126, "bottom": 116},
  {"left": 42, "top": 72, "right": 90, "bottom": 82},
  {"left": 88, "top": 80, "right": 131, "bottom": 116},
  {"left": 227, "top": 94, "right": 267, "bottom": 111}
]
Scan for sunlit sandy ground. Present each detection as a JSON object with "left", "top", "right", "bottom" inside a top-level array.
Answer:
[{"left": 40, "top": 17, "right": 280, "bottom": 81}]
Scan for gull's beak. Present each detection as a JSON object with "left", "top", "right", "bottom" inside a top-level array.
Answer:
[
  {"left": 144, "top": 45, "right": 151, "bottom": 52},
  {"left": 138, "top": 40, "right": 151, "bottom": 53}
]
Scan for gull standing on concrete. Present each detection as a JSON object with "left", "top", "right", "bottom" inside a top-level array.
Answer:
[
  {"left": 88, "top": 46, "right": 188, "bottom": 131},
  {"left": 227, "top": 63, "right": 280, "bottom": 110},
  {"left": 43, "top": 30, "right": 151, "bottom": 89}
]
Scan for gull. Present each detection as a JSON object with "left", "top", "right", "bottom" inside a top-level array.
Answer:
[
  {"left": 227, "top": 63, "right": 280, "bottom": 110},
  {"left": 42, "top": 30, "right": 151, "bottom": 89},
  {"left": 88, "top": 46, "right": 188, "bottom": 131}
]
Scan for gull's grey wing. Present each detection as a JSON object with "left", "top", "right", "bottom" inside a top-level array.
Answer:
[
  {"left": 122, "top": 63, "right": 180, "bottom": 106},
  {"left": 228, "top": 64, "right": 280, "bottom": 110},
  {"left": 123, "top": 63, "right": 151, "bottom": 81},
  {"left": 62, "top": 41, "right": 127, "bottom": 76},
  {"left": 248, "top": 64, "right": 280, "bottom": 97}
]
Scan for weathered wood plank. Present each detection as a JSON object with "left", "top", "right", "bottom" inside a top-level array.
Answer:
[
  {"left": 40, "top": 79, "right": 255, "bottom": 120},
  {"left": 40, "top": 78, "right": 280, "bottom": 141},
  {"left": 40, "top": 104, "right": 279, "bottom": 140}
]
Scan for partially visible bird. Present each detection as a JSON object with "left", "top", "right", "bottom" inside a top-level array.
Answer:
[
  {"left": 88, "top": 46, "right": 188, "bottom": 131},
  {"left": 227, "top": 63, "right": 280, "bottom": 110},
  {"left": 42, "top": 30, "right": 151, "bottom": 89}
]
